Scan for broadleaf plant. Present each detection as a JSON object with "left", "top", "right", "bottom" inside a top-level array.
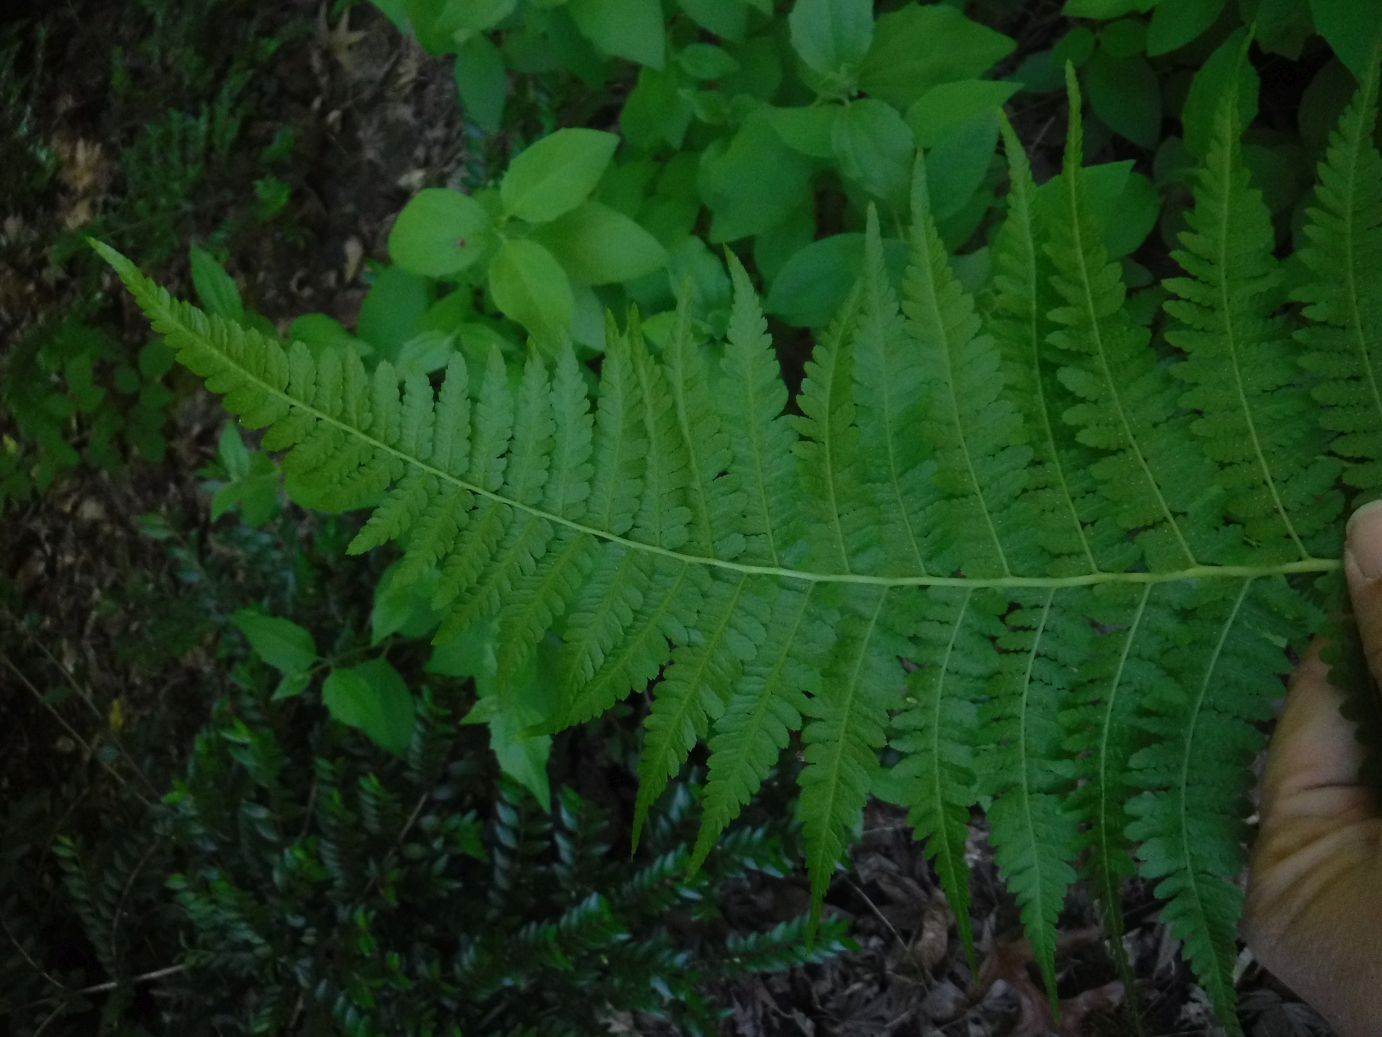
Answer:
[{"left": 94, "top": 59, "right": 1382, "bottom": 1032}]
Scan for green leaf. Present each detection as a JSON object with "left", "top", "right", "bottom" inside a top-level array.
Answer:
[
  {"left": 788, "top": 0, "right": 873, "bottom": 84},
  {"left": 1147, "top": 0, "right": 1226, "bottom": 55},
  {"left": 189, "top": 245, "right": 244, "bottom": 322},
  {"left": 212, "top": 423, "right": 279, "bottom": 523},
  {"left": 232, "top": 610, "right": 317, "bottom": 675},
  {"left": 359, "top": 266, "right": 432, "bottom": 360},
  {"left": 568, "top": 0, "right": 666, "bottom": 68},
  {"left": 914, "top": 110, "right": 1002, "bottom": 222},
  {"left": 532, "top": 202, "right": 667, "bottom": 285},
  {"left": 272, "top": 672, "right": 311, "bottom": 701},
  {"left": 766, "top": 232, "right": 906, "bottom": 327},
  {"left": 291, "top": 313, "right": 372, "bottom": 357},
  {"left": 394, "top": 330, "right": 459, "bottom": 380},
  {"left": 677, "top": 0, "right": 749, "bottom": 40},
  {"left": 322, "top": 659, "right": 416, "bottom": 756},
  {"left": 621, "top": 65, "right": 693, "bottom": 150},
  {"left": 462, "top": 634, "right": 559, "bottom": 810},
  {"left": 372, "top": 564, "right": 441, "bottom": 644},
  {"left": 763, "top": 105, "right": 840, "bottom": 159},
  {"left": 1063, "top": 0, "right": 1156, "bottom": 15},
  {"left": 832, "top": 98, "right": 915, "bottom": 207},
  {"left": 488, "top": 238, "right": 573, "bottom": 347},
  {"left": 453, "top": 0, "right": 515, "bottom": 38},
  {"left": 859, "top": 6, "right": 1014, "bottom": 109},
  {"left": 1252, "top": 0, "right": 1313, "bottom": 58},
  {"left": 699, "top": 112, "right": 815, "bottom": 242},
  {"left": 455, "top": 35, "right": 507, "bottom": 133},
  {"left": 217, "top": 422, "right": 251, "bottom": 480},
  {"left": 1309, "top": 0, "right": 1382, "bottom": 79},
  {"left": 389, "top": 188, "right": 494, "bottom": 277},
  {"left": 500, "top": 129, "right": 619, "bottom": 223},
  {"left": 906, "top": 80, "right": 1020, "bottom": 146},
  {"left": 1035, "top": 161, "right": 1158, "bottom": 258},
  {"left": 1182, "top": 30, "right": 1258, "bottom": 158},
  {"left": 677, "top": 42, "right": 739, "bottom": 79},
  {"left": 1084, "top": 47, "right": 1162, "bottom": 147},
  {"left": 1100, "top": 18, "right": 1147, "bottom": 57}
]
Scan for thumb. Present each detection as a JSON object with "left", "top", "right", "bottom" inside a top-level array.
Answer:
[{"left": 1345, "top": 499, "right": 1382, "bottom": 688}]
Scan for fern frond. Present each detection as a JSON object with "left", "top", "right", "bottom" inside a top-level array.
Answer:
[
  {"left": 1059, "top": 583, "right": 1175, "bottom": 999},
  {"left": 904, "top": 156, "right": 1035, "bottom": 578},
  {"left": 721, "top": 253, "right": 801, "bottom": 566},
  {"left": 794, "top": 282, "right": 870, "bottom": 572},
  {"left": 588, "top": 318, "right": 646, "bottom": 537},
  {"left": 1126, "top": 580, "right": 1295, "bottom": 1035},
  {"left": 543, "top": 349, "right": 595, "bottom": 520},
  {"left": 94, "top": 101, "right": 1355, "bottom": 1030},
  {"left": 632, "top": 573, "right": 771, "bottom": 847},
  {"left": 690, "top": 583, "right": 825, "bottom": 873},
  {"left": 495, "top": 530, "right": 599, "bottom": 682},
  {"left": 1046, "top": 67, "right": 1230, "bottom": 572},
  {"left": 799, "top": 586, "right": 910, "bottom": 927},
  {"left": 560, "top": 558, "right": 706, "bottom": 727},
  {"left": 981, "top": 589, "right": 1084, "bottom": 999},
  {"left": 663, "top": 294, "right": 743, "bottom": 559},
  {"left": 1167, "top": 86, "right": 1339, "bottom": 560},
  {"left": 851, "top": 207, "right": 934, "bottom": 577},
  {"left": 890, "top": 587, "right": 1003, "bottom": 964},
  {"left": 991, "top": 117, "right": 1096, "bottom": 574},
  {"left": 631, "top": 315, "right": 694, "bottom": 551},
  {"left": 1296, "top": 55, "right": 1382, "bottom": 494}
]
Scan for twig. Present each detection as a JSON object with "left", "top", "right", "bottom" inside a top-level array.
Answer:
[
  {"left": 0, "top": 911, "right": 68, "bottom": 994},
  {"left": 108, "top": 840, "right": 161, "bottom": 980},
  {"left": 13, "top": 624, "right": 163, "bottom": 791},
  {"left": 25, "top": 636, "right": 159, "bottom": 795},
  {"left": 74, "top": 962, "right": 188, "bottom": 996},
  {"left": 20, "top": 962, "right": 189, "bottom": 1011},
  {"left": 844, "top": 877, "right": 909, "bottom": 957},
  {"left": 1, "top": 655, "right": 153, "bottom": 808}
]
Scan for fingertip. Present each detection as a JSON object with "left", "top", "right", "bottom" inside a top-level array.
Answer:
[{"left": 1346, "top": 499, "right": 1382, "bottom": 584}]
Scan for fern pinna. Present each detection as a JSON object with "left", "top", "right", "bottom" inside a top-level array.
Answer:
[{"left": 96, "top": 63, "right": 1382, "bottom": 1032}]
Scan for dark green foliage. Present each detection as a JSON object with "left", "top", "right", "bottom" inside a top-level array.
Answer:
[{"left": 4, "top": 665, "right": 842, "bottom": 1037}]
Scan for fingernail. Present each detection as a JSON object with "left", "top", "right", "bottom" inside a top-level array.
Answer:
[{"left": 1346, "top": 499, "right": 1382, "bottom": 578}]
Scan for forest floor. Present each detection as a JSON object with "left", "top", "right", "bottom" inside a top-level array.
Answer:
[{"left": 0, "top": 2, "right": 1335, "bottom": 1035}]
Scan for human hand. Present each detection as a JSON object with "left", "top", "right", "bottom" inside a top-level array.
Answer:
[{"left": 1244, "top": 502, "right": 1382, "bottom": 1037}]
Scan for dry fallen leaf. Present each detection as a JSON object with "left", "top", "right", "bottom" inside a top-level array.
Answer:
[{"left": 317, "top": 5, "right": 368, "bottom": 72}]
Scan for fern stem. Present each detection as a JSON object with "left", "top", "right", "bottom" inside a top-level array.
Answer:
[{"left": 149, "top": 303, "right": 1342, "bottom": 592}]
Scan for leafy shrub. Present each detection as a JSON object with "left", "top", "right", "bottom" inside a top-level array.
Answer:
[
  {"left": 3, "top": 537, "right": 846, "bottom": 1037},
  {"left": 95, "top": 44, "right": 1382, "bottom": 1031},
  {"left": 360, "top": 0, "right": 1374, "bottom": 354}
]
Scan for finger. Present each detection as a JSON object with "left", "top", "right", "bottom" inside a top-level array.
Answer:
[
  {"left": 1345, "top": 498, "right": 1382, "bottom": 688},
  {"left": 1258, "top": 640, "right": 1371, "bottom": 821}
]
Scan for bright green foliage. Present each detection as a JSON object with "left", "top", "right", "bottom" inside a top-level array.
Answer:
[
  {"left": 97, "top": 61, "right": 1382, "bottom": 1030},
  {"left": 1167, "top": 74, "right": 1339, "bottom": 561}
]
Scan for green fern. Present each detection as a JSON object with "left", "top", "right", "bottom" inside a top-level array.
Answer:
[{"left": 94, "top": 60, "right": 1382, "bottom": 1031}]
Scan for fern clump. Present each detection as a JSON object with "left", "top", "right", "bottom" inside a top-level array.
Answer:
[{"left": 95, "top": 61, "right": 1382, "bottom": 1032}]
